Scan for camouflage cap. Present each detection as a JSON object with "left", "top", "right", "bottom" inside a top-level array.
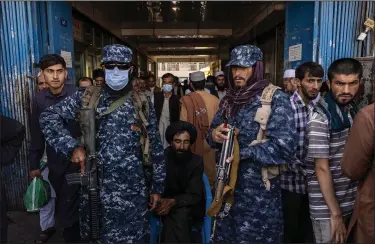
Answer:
[
  {"left": 226, "top": 45, "right": 263, "bottom": 68},
  {"left": 102, "top": 44, "right": 133, "bottom": 64}
]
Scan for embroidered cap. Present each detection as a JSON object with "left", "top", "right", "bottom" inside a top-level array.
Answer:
[
  {"left": 226, "top": 45, "right": 263, "bottom": 68},
  {"left": 190, "top": 71, "right": 205, "bottom": 82},
  {"left": 102, "top": 44, "right": 133, "bottom": 64},
  {"left": 283, "top": 69, "right": 295, "bottom": 78}
]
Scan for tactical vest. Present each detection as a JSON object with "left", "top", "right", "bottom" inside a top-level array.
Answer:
[
  {"left": 207, "top": 84, "right": 288, "bottom": 218},
  {"left": 80, "top": 86, "right": 152, "bottom": 166},
  {"left": 249, "top": 84, "right": 288, "bottom": 190}
]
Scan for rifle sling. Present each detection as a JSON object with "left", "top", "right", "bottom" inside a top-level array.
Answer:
[
  {"left": 101, "top": 91, "right": 132, "bottom": 117},
  {"left": 207, "top": 137, "right": 240, "bottom": 217}
]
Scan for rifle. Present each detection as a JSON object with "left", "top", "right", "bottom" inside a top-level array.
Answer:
[
  {"left": 66, "top": 108, "right": 100, "bottom": 243},
  {"left": 210, "top": 123, "right": 235, "bottom": 241}
]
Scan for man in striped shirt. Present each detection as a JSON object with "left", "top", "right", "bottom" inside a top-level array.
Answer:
[
  {"left": 306, "top": 58, "right": 362, "bottom": 244},
  {"left": 281, "top": 62, "right": 324, "bottom": 243}
]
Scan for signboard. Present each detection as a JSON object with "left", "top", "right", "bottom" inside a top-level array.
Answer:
[
  {"left": 61, "top": 50, "right": 72, "bottom": 68},
  {"left": 73, "top": 18, "right": 82, "bottom": 42},
  {"left": 288, "top": 44, "right": 302, "bottom": 62}
]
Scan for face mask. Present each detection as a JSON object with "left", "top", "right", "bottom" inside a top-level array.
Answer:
[
  {"left": 105, "top": 67, "right": 129, "bottom": 91},
  {"left": 162, "top": 84, "right": 173, "bottom": 93}
]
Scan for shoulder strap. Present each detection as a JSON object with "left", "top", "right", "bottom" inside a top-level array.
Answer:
[
  {"left": 81, "top": 86, "right": 102, "bottom": 109},
  {"left": 132, "top": 91, "right": 152, "bottom": 166},
  {"left": 315, "top": 100, "right": 332, "bottom": 130},
  {"left": 260, "top": 84, "right": 280, "bottom": 105},
  {"left": 101, "top": 91, "right": 132, "bottom": 117},
  {"left": 251, "top": 85, "right": 287, "bottom": 191},
  {"left": 132, "top": 92, "right": 150, "bottom": 127},
  {"left": 254, "top": 84, "right": 281, "bottom": 140}
]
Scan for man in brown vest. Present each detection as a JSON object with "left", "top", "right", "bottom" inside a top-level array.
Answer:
[
  {"left": 180, "top": 71, "right": 219, "bottom": 187},
  {"left": 341, "top": 103, "right": 374, "bottom": 244}
]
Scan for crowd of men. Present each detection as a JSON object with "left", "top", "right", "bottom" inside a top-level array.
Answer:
[{"left": 0, "top": 43, "right": 373, "bottom": 244}]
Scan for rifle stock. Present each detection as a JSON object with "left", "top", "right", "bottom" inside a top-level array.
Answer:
[{"left": 66, "top": 108, "right": 100, "bottom": 242}]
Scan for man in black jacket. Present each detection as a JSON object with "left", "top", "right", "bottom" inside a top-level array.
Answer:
[
  {"left": 154, "top": 73, "right": 180, "bottom": 149},
  {"left": 155, "top": 121, "right": 205, "bottom": 243},
  {"left": 0, "top": 115, "right": 25, "bottom": 243},
  {"left": 29, "top": 54, "right": 81, "bottom": 243}
]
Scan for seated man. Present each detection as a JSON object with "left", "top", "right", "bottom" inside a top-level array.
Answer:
[{"left": 155, "top": 121, "right": 205, "bottom": 243}]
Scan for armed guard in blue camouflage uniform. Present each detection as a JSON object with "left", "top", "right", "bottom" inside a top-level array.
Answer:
[
  {"left": 40, "top": 44, "right": 166, "bottom": 243},
  {"left": 207, "top": 45, "right": 297, "bottom": 243}
]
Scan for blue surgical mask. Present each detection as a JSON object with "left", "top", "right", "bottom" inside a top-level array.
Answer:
[
  {"left": 105, "top": 67, "right": 129, "bottom": 91},
  {"left": 162, "top": 84, "right": 173, "bottom": 93}
]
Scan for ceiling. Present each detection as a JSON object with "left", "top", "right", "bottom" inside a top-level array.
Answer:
[{"left": 74, "top": 1, "right": 285, "bottom": 60}]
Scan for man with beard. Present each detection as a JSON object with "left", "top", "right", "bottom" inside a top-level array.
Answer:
[
  {"left": 214, "top": 71, "right": 227, "bottom": 101},
  {"left": 281, "top": 62, "right": 324, "bottom": 243},
  {"left": 180, "top": 71, "right": 219, "bottom": 187},
  {"left": 155, "top": 121, "right": 205, "bottom": 243},
  {"left": 36, "top": 72, "right": 48, "bottom": 91},
  {"left": 148, "top": 74, "right": 162, "bottom": 94},
  {"left": 207, "top": 45, "right": 297, "bottom": 243},
  {"left": 306, "top": 58, "right": 362, "bottom": 243},
  {"left": 40, "top": 44, "right": 166, "bottom": 243},
  {"left": 283, "top": 69, "right": 297, "bottom": 95},
  {"left": 147, "top": 74, "right": 161, "bottom": 104}
]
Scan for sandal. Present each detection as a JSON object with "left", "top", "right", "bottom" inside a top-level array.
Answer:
[{"left": 35, "top": 227, "right": 56, "bottom": 243}]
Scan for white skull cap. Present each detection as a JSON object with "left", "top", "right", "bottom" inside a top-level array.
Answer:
[{"left": 283, "top": 69, "right": 295, "bottom": 78}]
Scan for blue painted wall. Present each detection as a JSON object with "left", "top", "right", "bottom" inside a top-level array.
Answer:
[
  {"left": 284, "top": 2, "right": 315, "bottom": 69},
  {"left": 0, "top": 1, "right": 49, "bottom": 210},
  {"left": 0, "top": 1, "right": 76, "bottom": 209},
  {"left": 46, "top": 1, "right": 75, "bottom": 84}
]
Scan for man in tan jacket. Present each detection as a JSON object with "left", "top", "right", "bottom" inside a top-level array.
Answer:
[
  {"left": 341, "top": 103, "right": 374, "bottom": 244},
  {"left": 180, "top": 71, "right": 219, "bottom": 187}
]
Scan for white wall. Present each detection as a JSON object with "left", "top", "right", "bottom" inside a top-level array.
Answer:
[{"left": 157, "top": 62, "right": 208, "bottom": 83}]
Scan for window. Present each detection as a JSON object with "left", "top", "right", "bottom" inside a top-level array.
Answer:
[
  {"left": 86, "top": 55, "right": 94, "bottom": 77},
  {"left": 189, "top": 63, "right": 198, "bottom": 71},
  {"left": 167, "top": 63, "right": 179, "bottom": 71},
  {"left": 158, "top": 63, "right": 166, "bottom": 71},
  {"left": 74, "top": 51, "right": 84, "bottom": 82},
  {"left": 83, "top": 24, "right": 93, "bottom": 46},
  {"left": 199, "top": 63, "right": 206, "bottom": 70}
]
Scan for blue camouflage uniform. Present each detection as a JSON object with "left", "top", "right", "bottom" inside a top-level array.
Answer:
[
  {"left": 207, "top": 45, "right": 297, "bottom": 243},
  {"left": 39, "top": 45, "right": 166, "bottom": 243}
]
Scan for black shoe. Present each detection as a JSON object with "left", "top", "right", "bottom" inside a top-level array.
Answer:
[{"left": 35, "top": 227, "right": 56, "bottom": 243}]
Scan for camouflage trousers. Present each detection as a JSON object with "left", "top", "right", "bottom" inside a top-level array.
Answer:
[
  {"left": 79, "top": 185, "right": 150, "bottom": 243},
  {"left": 213, "top": 177, "right": 284, "bottom": 243}
]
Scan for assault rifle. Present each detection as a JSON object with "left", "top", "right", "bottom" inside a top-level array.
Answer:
[
  {"left": 66, "top": 108, "right": 100, "bottom": 242},
  {"left": 213, "top": 123, "right": 235, "bottom": 204},
  {"left": 210, "top": 123, "right": 235, "bottom": 240}
]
